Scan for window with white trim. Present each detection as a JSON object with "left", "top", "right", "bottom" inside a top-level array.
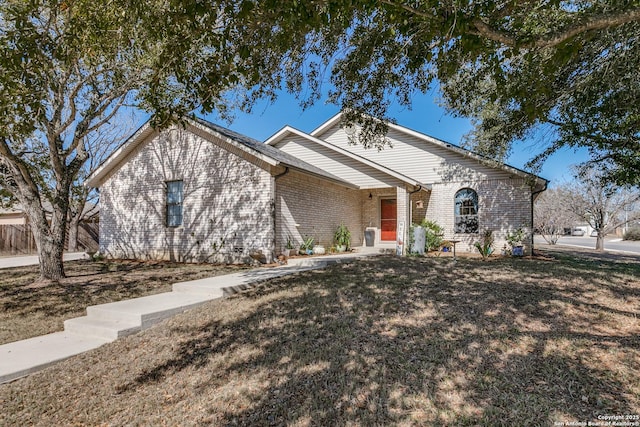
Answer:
[
  {"left": 166, "top": 180, "right": 183, "bottom": 227},
  {"left": 454, "top": 188, "right": 478, "bottom": 233}
]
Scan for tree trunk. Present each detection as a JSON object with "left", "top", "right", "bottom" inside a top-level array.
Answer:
[
  {"left": 67, "top": 193, "right": 87, "bottom": 253},
  {"left": 22, "top": 198, "right": 68, "bottom": 283},
  {"left": 67, "top": 216, "right": 79, "bottom": 252},
  {"left": 37, "top": 233, "right": 66, "bottom": 281},
  {"left": 595, "top": 233, "right": 605, "bottom": 251}
]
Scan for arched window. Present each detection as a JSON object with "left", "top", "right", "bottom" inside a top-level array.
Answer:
[{"left": 454, "top": 188, "right": 478, "bottom": 233}]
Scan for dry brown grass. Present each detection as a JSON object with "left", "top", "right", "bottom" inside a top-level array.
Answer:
[
  {"left": 0, "top": 259, "right": 246, "bottom": 345},
  {"left": 1, "top": 250, "right": 639, "bottom": 426}
]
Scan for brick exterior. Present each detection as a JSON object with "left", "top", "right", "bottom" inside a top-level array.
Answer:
[
  {"left": 275, "top": 170, "right": 362, "bottom": 253},
  {"left": 97, "top": 116, "right": 541, "bottom": 263},
  {"left": 424, "top": 178, "right": 533, "bottom": 254},
  {"left": 410, "top": 189, "right": 431, "bottom": 224},
  {"left": 99, "top": 127, "right": 275, "bottom": 263}
]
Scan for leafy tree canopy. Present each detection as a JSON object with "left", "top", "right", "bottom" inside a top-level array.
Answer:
[
  {"left": 3, "top": 0, "right": 639, "bottom": 279},
  {"left": 142, "top": 0, "right": 640, "bottom": 184},
  {"left": 0, "top": 0, "right": 244, "bottom": 280}
]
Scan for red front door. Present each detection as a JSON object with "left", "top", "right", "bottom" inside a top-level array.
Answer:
[{"left": 380, "top": 199, "right": 397, "bottom": 241}]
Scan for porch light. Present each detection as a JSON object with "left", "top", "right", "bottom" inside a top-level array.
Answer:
[{"left": 368, "top": 192, "right": 373, "bottom": 199}]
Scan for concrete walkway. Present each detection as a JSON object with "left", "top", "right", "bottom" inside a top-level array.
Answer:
[
  {"left": 0, "top": 252, "right": 89, "bottom": 269},
  {"left": 0, "top": 251, "right": 374, "bottom": 384}
]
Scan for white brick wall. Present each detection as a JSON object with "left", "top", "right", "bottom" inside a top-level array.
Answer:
[
  {"left": 424, "top": 178, "right": 533, "bottom": 254},
  {"left": 98, "top": 120, "right": 537, "bottom": 262},
  {"left": 275, "top": 170, "right": 362, "bottom": 253},
  {"left": 99, "top": 127, "right": 275, "bottom": 263}
]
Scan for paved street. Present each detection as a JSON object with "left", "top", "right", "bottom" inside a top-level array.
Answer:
[{"left": 534, "top": 235, "right": 640, "bottom": 255}]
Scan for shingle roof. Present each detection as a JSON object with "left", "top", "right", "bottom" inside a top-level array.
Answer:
[
  {"left": 87, "top": 116, "right": 359, "bottom": 189},
  {"left": 192, "top": 118, "right": 357, "bottom": 188}
]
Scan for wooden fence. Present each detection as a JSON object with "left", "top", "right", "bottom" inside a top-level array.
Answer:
[
  {"left": 0, "top": 222, "right": 99, "bottom": 255},
  {"left": 0, "top": 224, "right": 35, "bottom": 255}
]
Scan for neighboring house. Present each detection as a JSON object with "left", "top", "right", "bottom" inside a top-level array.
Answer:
[
  {"left": 0, "top": 207, "right": 28, "bottom": 225},
  {"left": 0, "top": 203, "right": 99, "bottom": 254},
  {"left": 87, "top": 113, "right": 548, "bottom": 263}
]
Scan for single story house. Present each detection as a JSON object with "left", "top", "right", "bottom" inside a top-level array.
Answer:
[{"left": 87, "top": 113, "right": 548, "bottom": 263}]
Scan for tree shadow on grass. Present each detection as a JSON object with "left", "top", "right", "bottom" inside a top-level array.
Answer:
[
  {"left": 117, "top": 256, "right": 640, "bottom": 425},
  {"left": 0, "top": 260, "right": 245, "bottom": 344}
]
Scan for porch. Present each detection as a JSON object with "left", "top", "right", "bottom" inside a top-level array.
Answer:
[{"left": 357, "top": 186, "right": 431, "bottom": 249}]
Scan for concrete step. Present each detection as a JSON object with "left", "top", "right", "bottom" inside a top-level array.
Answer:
[
  {"left": 64, "top": 316, "right": 141, "bottom": 341},
  {"left": 86, "top": 292, "right": 213, "bottom": 329},
  {"left": 172, "top": 278, "right": 226, "bottom": 297},
  {"left": 0, "top": 332, "right": 110, "bottom": 384},
  {"left": 173, "top": 266, "right": 318, "bottom": 297}
]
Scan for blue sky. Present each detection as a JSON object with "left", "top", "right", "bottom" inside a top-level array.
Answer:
[{"left": 203, "top": 91, "right": 587, "bottom": 186}]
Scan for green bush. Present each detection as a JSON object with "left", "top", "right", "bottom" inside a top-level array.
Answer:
[
  {"left": 420, "top": 219, "right": 444, "bottom": 251},
  {"left": 474, "top": 230, "right": 494, "bottom": 259},
  {"left": 623, "top": 227, "right": 640, "bottom": 241}
]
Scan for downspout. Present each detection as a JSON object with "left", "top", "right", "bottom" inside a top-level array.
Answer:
[
  {"left": 272, "top": 167, "right": 290, "bottom": 260},
  {"left": 274, "top": 166, "right": 290, "bottom": 180},
  {"left": 530, "top": 180, "right": 549, "bottom": 255}
]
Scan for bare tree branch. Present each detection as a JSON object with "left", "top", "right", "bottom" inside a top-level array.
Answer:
[{"left": 471, "top": 8, "right": 640, "bottom": 48}]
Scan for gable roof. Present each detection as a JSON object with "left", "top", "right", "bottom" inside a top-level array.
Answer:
[
  {"left": 308, "top": 112, "right": 549, "bottom": 189},
  {"left": 86, "top": 117, "right": 358, "bottom": 189},
  {"left": 265, "top": 125, "right": 428, "bottom": 188}
]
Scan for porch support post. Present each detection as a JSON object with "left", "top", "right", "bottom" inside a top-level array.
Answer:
[{"left": 396, "top": 185, "right": 410, "bottom": 256}]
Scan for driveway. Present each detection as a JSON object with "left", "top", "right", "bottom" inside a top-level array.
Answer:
[{"left": 534, "top": 235, "right": 640, "bottom": 255}]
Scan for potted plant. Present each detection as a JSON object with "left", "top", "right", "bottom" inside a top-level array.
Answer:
[
  {"left": 299, "top": 236, "right": 314, "bottom": 255},
  {"left": 334, "top": 223, "right": 351, "bottom": 252},
  {"left": 283, "top": 236, "right": 295, "bottom": 257},
  {"left": 313, "top": 239, "right": 326, "bottom": 255},
  {"left": 506, "top": 227, "right": 526, "bottom": 256}
]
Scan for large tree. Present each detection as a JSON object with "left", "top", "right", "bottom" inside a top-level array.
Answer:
[
  {"left": 4, "top": 1, "right": 640, "bottom": 280},
  {"left": 0, "top": 0, "right": 227, "bottom": 281},
  {"left": 565, "top": 167, "right": 640, "bottom": 251},
  {"left": 155, "top": 1, "right": 640, "bottom": 183}
]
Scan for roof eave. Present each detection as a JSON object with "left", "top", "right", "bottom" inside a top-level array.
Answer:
[
  {"left": 385, "top": 121, "right": 549, "bottom": 186},
  {"left": 86, "top": 122, "right": 155, "bottom": 188},
  {"left": 309, "top": 112, "right": 343, "bottom": 137},
  {"left": 264, "top": 126, "right": 297, "bottom": 146},
  {"left": 271, "top": 126, "right": 426, "bottom": 188}
]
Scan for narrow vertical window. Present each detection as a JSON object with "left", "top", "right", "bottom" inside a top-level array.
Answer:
[
  {"left": 454, "top": 188, "right": 478, "bottom": 233},
  {"left": 166, "top": 180, "right": 183, "bottom": 227}
]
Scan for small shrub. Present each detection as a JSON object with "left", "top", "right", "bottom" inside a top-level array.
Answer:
[
  {"left": 474, "top": 230, "right": 494, "bottom": 259},
  {"left": 421, "top": 219, "right": 444, "bottom": 251},
  {"left": 506, "top": 227, "right": 526, "bottom": 248},
  {"left": 624, "top": 227, "right": 640, "bottom": 241},
  {"left": 285, "top": 236, "right": 295, "bottom": 250},
  {"left": 334, "top": 223, "right": 351, "bottom": 248}
]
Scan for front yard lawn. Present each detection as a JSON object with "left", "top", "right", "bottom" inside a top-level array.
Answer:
[
  {"left": 0, "top": 259, "right": 246, "bottom": 345},
  {"left": 1, "top": 250, "right": 639, "bottom": 425}
]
